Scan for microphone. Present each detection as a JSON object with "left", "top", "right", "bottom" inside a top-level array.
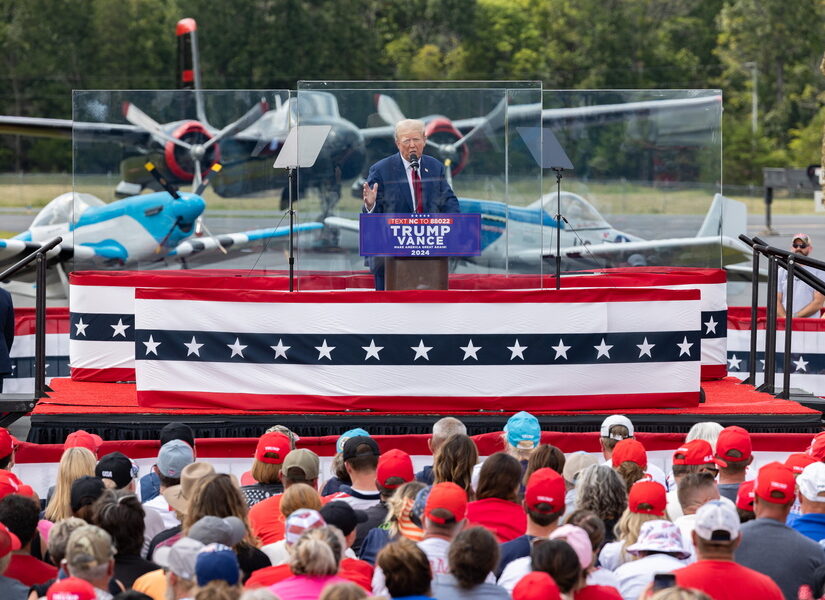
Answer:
[{"left": 409, "top": 152, "right": 419, "bottom": 170}]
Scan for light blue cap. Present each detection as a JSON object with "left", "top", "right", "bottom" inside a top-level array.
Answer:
[
  {"left": 337, "top": 428, "right": 370, "bottom": 453},
  {"left": 504, "top": 411, "right": 541, "bottom": 449}
]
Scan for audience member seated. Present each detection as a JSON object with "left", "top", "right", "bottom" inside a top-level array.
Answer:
[
  {"left": 714, "top": 426, "right": 753, "bottom": 503},
  {"left": 512, "top": 571, "right": 561, "bottom": 600},
  {"left": 666, "top": 440, "right": 724, "bottom": 521},
  {"left": 358, "top": 480, "right": 425, "bottom": 565},
  {"left": 611, "top": 439, "right": 650, "bottom": 492},
  {"left": 241, "top": 432, "right": 291, "bottom": 507},
  {"left": 93, "top": 489, "right": 159, "bottom": 588},
  {"left": 143, "top": 440, "right": 195, "bottom": 531},
  {"left": 497, "top": 467, "right": 565, "bottom": 577},
  {"left": 684, "top": 422, "right": 724, "bottom": 453},
  {"left": 44, "top": 448, "right": 97, "bottom": 522},
  {"left": 523, "top": 444, "right": 566, "bottom": 487},
  {"left": 673, "top": 499, "right": 782, "bottom": 600},
  {"left": 46, "top": 577, "right": 98, "bottom": 600},
  {"left": 614, "top": 520, "right": 690, "bottom": 600},
  {"left": 433, "top": 434, "right": 478, "bottom": 500},
  {"left": 64, "top": 524, "right": 125, "bottom": 597},
  {"left": 28, "top": 516, "right": 87, "bottom": 597},
  {"left": 321, "top": 429, "right": 368, "bottom": 495},
  {"left": 352, "top": 448, "right": 414, "bottom": 555},
  {"left": 249, "top": 449, "right": 320, "bottom": 545},
  {"left": 195, "top": 543, "right": 242, "bottom": 598},
  {"left": 466, "top": 452, "right": 527, "bottom": 542},
  {"left": 64, "top": 430, "right": 103, "bottom": 457},
  {"left": 431, "top": 526, "right": 508, "bottom": 600},
  {"left": 791, "top": 462, "right": 825, "bottom": 543},
  {"left": 785, "top": 452, "right": 819, "bottom": 527},
  {"left": 416, "top": 418, "right": 467, "bottom": 486},
  {"left": 735, "top": 462, "right": 825, "bottom": 598},
  {"left": 269, "top": 526, "right": 350, "bottom": 600},
  {"left": 599, "top": 481, "right": 668, "bottom": 571},
  {"left": 139, "top": 423, "right": 196, "bottom": 504},
  {"left": 566, "top": 510, "right": 618, "bottom": 589},
  {"left": 375, "top": 538, "right": 433, "bottom": 600},
  {"left": 0, "top": 493, "right": 57, "bottom": 586},
  {"left": 574, "top": 464, "right": 627, "bottom": 544},
  {"left": 735, "top": 480, "right": 756, "bottom": 524},
  {"left": 328, "top": 436, "right": 381, "bottom": 511},
  {"left": 149, "top": 461, "right": 216, "bottom": 558},
  {"left": 673, "top": 471, "right": 719, "bottom": 557},
  {"left": 318, "top": 502, "right": 373, "bottom": 590},
  {"left": 563, "top": 453, "right": 598, "bottom": 516},
  {"left": 141, "top": 536, "right": 203, "bottom": 600},
  {"left": 474, "top": 411, "right": 541, "bottom": 491},
  {"left": 0, "top": 521, "right": 27, "bottom": 600},
  {"left": 260, "top": 483, "right": 322, "bottom": 565},
  {"left": 598, "top": 415, "right": 666, "bottom": 488}
]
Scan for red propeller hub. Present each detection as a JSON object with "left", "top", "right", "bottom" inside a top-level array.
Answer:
[
  {"left": 164, "top": 121, "right": 220, "bottom": 182},
  {"left": 425, "top": 118, "right": 469, "bottom": 175}
]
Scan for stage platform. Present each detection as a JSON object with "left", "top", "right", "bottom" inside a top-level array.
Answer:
[{"left": 26, "top": 376, "right": 824, "bottom": 443}]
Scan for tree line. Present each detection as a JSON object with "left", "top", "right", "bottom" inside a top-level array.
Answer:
[{"left": 0, "top": 0, "right": 823, "bottom": 186}]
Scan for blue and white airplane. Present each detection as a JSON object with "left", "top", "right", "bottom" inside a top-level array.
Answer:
[{"left": 0, "top": 177, "right": 323, "bottom": 295}]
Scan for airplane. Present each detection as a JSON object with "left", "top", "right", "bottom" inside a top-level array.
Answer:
[
  {"left": 0, "top": 163, "right": 323, "bottom": 301},
  {"left": 324, "top": 192, "right": 751, "bottom": 272}
]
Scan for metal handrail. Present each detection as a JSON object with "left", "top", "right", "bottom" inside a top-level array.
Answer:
[
  {"left": 0, "top": 236, "right": 62, "bottom": 399},
  {"left": 739, "top": 234, "right": 825, "bottom": 399}
]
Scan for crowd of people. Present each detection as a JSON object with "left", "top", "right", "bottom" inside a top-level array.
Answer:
[{"left": 1, "top": 414, "right": 825, "bottom": 600}]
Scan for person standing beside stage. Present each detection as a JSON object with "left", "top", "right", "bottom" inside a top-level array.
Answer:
[
  {"left": 0, "top": 288, "right": 13, "bottom": 394},
  {"left": 776, "top": 233, "right": 825, "bottom": 318},
  {"left": 362, "top": 119, "right": 460, "bottom": 290}
]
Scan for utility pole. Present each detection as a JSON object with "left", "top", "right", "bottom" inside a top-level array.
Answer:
[{"left": 743, "top": 62, "right": 758, "bottom": 136}]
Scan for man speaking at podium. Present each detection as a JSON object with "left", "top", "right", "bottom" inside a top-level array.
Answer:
[{"left": 362, "top": 119, "right": 460, "bottom": 290}]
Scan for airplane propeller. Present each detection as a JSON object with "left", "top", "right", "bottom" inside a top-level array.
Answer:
[{"left": 123, "top": 99, "right": 269, "bottom": 190}]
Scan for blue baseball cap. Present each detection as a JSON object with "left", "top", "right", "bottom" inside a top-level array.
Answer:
[
  {"left": 195, "top": 543, "right": 240, "bottom": 586},
  {"left": 336, "top": 428, "right": 370, "bottom": 454},
  {"left": 504, "top": 411, "right": 541, "bottom": 449}
]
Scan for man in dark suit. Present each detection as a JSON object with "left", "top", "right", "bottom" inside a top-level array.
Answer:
[
  {"left": 0, "top": 288, "right": 13, "bottom": 393},
  {"left": 362, "top": 119, "right": 460, "bottom": 290}
]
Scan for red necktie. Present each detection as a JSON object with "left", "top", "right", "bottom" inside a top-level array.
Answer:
[{"left": 412, "top": 166, "right": 423, "bottom": 213}]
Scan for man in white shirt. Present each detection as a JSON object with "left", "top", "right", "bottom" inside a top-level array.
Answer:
[{"left": 777, "top": 233, "right": 825, "bottom": 318}]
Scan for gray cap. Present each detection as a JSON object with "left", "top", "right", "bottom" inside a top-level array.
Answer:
[
  {"left": 157, "top": 439, "right": 194, "bottom": 478},
  {"left": 188, "top": 515, "right": 246, "bottom": 547},
  {"left": 154, "top": 536, "right": 204, "bottom": 580}
]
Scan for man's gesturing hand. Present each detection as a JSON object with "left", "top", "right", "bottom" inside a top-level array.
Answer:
[{"left": 363, "top": 181, "right": 378, "bottom": 211}]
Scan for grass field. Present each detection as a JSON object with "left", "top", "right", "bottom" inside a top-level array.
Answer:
[{"left": 0, "top": 172, "right": 818, "bottom": 224}]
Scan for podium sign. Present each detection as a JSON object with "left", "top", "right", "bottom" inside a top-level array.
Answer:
[{"left": 359, "top": 213, "right": 481, "bottom": 257}]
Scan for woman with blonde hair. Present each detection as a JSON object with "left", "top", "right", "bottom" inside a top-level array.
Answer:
[
  {"left": 432, "top": 433, "right": 477, "bottom": 500},
  {"left": 184, "top": 473, "right": 271, "bottom": 581},
  {"left": 270, "top": 526, "right": 349, "bottom": 599},
  {"left": 260, "top": 483, "right": 322, "bottom": 565},
  {"left": 358, "top": 480, "right": 425, "bottom": 564},
  {"left": 44, "top": 446, "right": 97, "bottom": 522},
  {"left": 599, "top": 481, "right": 669, "bottom": 571}
]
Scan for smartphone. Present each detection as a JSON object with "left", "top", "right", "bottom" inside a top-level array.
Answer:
[{"left": 652, "top": 573, "right": 677, "bottom": 591}]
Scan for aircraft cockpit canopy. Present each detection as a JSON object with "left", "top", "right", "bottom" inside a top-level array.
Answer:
[
  {"left": 289, "top": 91, "right": 340, "bottom": 121},
  {"left": 533, "top": 192, "right": 611, "bottom": 231},
  {"left": 31, "top": 192, "right": 105, "bottom": 227}
]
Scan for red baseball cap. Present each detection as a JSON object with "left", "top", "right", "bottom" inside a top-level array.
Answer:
[
  {"left": 0, "top": 522, "right": 20, "bottom": 558},
  {"left": 64, "top": 430, "right": 103, "bottom": 454},
  {"left": 0, "top": 428, "right": 15, "bottom": 458},
  {"left": 736, "top": 480, "right": 756, "bottom": 511},
  {"left": 425, "top": 482, "right": 467, "bottom": 524},
  {"left": 0, "top": 470, "right": 22, "bottom": 500},
  {"left": 611, "top": 438, "right": 647, "bottom": 469},
  {"left": 628, "top": 480, "right": 666, "bottom": 516},
  {"left": 786, "top": 452, "right": 818, "bottom": 475},
  {"left": 672, "top": 439, "right": 726, "bottom": 468},
  {"left": 716, "top": 426, "right": 752, "bottom": 462},
  {"left": 255, "top": 432, "right": 291, "bottom": 465},
  {"left": 47, "top": 576, "right": 96, "bottom": 600},
  {"left": 513, "top": 571, "right": 561, "bottom": 600},
  {"left": 807, "top": 432, "right": 825, "bottom": 461},
  {"left": 524, "top": 468, "right": 565, "bottom": 513},
  {"left": 755, "top": 462, "right": 796, "bottom": 504},
  {"left": 376, "top": 449, "right": 414, "bottom": 489}
]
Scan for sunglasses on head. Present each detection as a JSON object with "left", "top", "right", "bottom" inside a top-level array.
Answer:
[{"left": 793, "top": 243, "right": 808, "bottom": 249}]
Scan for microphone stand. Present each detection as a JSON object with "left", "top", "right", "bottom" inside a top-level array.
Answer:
[{"left": 553, "top": 167, "right": 564, "bottom": 290}]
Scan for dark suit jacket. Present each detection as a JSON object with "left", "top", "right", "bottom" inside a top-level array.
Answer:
[
  {"left": 365, "top": 153, "right": 459, "bottom": 215},
  {"left": 0, "top": 288, "right": 13, "bottom": 376}
]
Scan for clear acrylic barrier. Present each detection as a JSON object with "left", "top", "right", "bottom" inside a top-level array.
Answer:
[
  {"left": 294, "top": 82, "right": 544, "bottom": 289},
  {"left": 70, "top": 89, "right": 298, "bottom": 273}
]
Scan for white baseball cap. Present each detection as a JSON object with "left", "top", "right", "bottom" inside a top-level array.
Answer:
[
  {"left": 600, "top": 415, "right": 634, "bottom": 440},
  {"left": 694, "top": 499, "right": 740, "bottom": 541},
  {"left": 798, "top": 462, "right": 825, "bottom": 503}
]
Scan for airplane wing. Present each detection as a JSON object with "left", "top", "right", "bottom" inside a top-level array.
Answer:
[
  {"left": 0, "top": 116, "right": 149, "bottom": 145},
  {"left": 169, "top": 222, "right": 324, "bottom": 258},
  {"left": 513, "top": 235, "right": 752, "bottom": 267},
  {"left": 0, "top": 238, "right": 102, "bottom": 271}
]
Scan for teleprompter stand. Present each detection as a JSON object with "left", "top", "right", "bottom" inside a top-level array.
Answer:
[
  {"left": 273, "top": 124, "right": 331, "bottom": 291},
  {"left": 518, "top": 127, "right": 575, "bottom": 290}
]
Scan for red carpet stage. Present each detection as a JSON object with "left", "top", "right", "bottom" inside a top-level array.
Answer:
[{"left": 27, "top": 375, "right": 823, "bottom": 443}]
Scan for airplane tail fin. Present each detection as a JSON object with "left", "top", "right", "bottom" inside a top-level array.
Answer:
[
  {"left": 696, "top": 193, "right": 748, "bottom": 239},
  {"left": 176, "top": 18, "right": 208, "bottom": 125}
]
